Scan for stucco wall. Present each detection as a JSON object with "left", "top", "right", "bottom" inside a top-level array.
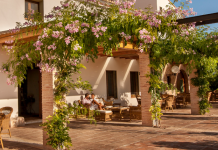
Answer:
[
  {"left": 0, "top": 44, "right": 18, "bottom": 118},
  {"left": 43, "top": 0, "right": 62, "bottom": 15},
  {"left": 134, "top": 0, "right": 157, "bottom": 11},
  {"left": 0, "top": 0, "right": 25, "bottom": 31},
  {"left": 157, "top": 0, "right": 170, "bottom": 11},
  {"left": 66, "top": 57, "right": 140, "bottom": 106}
]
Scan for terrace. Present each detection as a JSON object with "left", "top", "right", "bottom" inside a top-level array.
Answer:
[{"left": 1, "top": 102, "right": 218, "bottom": 150}]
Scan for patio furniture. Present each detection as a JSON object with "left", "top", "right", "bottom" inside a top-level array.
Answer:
[
  {"left": 0, "top": 113, "right": 5, "bottom": 149},
  {"left": 95, "top": 110, "right": 113, "bottom": 122},
  {"left": 110, "top": 107, "right": 129, "bottom": 120},
  {"left": 158, "top": 100, "right": 165, "bottom": 109},
  {"left": 176, "top": 93, "right": 187, "bottom": 108},
  {"left": 165, "top": 96, "right": 174, "bottom": 112},
  {"left": 113, "top": 103, "right": 121, "bottom": 107},
  {"left": 161, "top": 94, "right": 169, "bottom": 99},
  {"left": 136, "top": 96, "right": 141, "bottom": 105},
  {"left": 0, "top": 107, "right": 13, "bottom": 138},
  {"left": 206, "top": 91, "right": 213, "bottom": 101},
  {"left": 72, "top": 100, "right": 93, "bottom": 119},
  {"left": 213, "top": 90, "right": 218, "bottom": 101},
  {"left": 129, "top": 106, "right": 141, "bottom": 120},
  {"left": 102, "top": 98, "right": 113, "bottom": 106}
]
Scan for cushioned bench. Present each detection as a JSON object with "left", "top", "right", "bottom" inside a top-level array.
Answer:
[{"left": 95, "top": 110, "right": 113, "bottom": 122}]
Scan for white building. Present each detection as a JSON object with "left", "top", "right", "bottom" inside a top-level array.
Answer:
[{"left": 0, "top": 0, "right": 171, "bottom": 120}]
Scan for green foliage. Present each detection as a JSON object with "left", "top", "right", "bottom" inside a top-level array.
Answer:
[
  {"left": 149, "top": 89, "right": 163, "bottom": 121},
  {"left": 41, "top": 106, "right": 73, "bottom": 149},
  {"left": 198, "top": 98, "right": 212, "bottom": 115},
  {"left": 191, "top": 57, "right": 218, "bottom": 114}
]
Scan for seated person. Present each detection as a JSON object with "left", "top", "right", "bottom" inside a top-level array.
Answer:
[
  {"left": 82, "top": 93, "right": 104, "bottom": 110},
  {"left": 91, "top": 93, "right": 105, "bottom": 110},
  {"left": 82, "top": 93, "right": 92, "bottom": 109}
]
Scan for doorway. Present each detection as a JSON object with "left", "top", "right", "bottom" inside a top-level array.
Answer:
[{"left": 18, "top": 65, "right": 42, "bottom": 120}]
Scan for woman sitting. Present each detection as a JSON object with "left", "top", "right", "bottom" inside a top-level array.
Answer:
[{"left": 90, "top": 93, "right": 105, "bottom": 110}]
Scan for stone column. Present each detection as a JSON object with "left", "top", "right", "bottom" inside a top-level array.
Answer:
[
  {"left": 189, "top": 69, "right": 200, "bottom": 115},
  {"left": 138, "top": 53, "right": 152, "bottom": 126},
  {"left": 42, "top": 71, "right": 54, "bottom": 150}
]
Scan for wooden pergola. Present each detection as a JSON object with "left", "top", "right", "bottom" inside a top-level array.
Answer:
[{"left": 177, "top": 12, "right": 218, "bottom": 26}]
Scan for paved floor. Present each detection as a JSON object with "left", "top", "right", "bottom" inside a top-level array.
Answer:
[{"left": 1, "top": 102, "right": 218, "bottom": 150}]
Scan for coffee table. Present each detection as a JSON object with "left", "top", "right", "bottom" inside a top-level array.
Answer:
[{"left": 110, "top": 107, "right": 129, "bottom": 120}]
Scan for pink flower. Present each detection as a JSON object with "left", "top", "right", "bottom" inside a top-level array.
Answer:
[
  {"left": 62, "top": 3, "right": 69, "bottom": 7},
  {"left": 81, "top": 23, "right": 90, "bottom": 28},
  {"left": 65, "top": 36, "right": 71, "bottom": 45},
  {"left": 33, "top": 40, "right": 43, "bottom": 50},
  {"left": 56, "top": 22, "right": 63, "bottom": 27},
  {"left": 101, "top": 27, "right": 107, "bottom": 32},
  {"left": 52, "top": 31, "right": 60, "bottom": 38},
  {"left": 48, "top": 43, "right": 56, "bottom": 50},
  {"left": 26, "top": 54, "right": 29, "bottom": 58}
]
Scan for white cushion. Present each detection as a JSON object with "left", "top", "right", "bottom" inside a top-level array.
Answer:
[
  {"left": 105, "top": 106, "right": 113, "bottom": 108},
  {"left": 96, "top": 110, "right": 112, "bottom": 114}
]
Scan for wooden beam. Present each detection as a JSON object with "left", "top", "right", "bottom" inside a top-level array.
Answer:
[
  {"left": 0, "top": 30, "right": 41, "bottom": 44},
  {"left": 177, "top": 12, "right": 218, "bottom": 26}
]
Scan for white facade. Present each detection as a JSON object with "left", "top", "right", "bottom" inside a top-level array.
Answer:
[
  {"left": 0, "top": 0, "right": 170, "bottom": 118},
  {"left": 67, "top": 57, "right": 140, "bottom": 106}
]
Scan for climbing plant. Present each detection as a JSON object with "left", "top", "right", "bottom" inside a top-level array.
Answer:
[{"left": 1, "top": 0, "right": 217, "bottom": 149}]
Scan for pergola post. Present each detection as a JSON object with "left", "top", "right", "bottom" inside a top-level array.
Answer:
[
  {"left": 138, "top": 53, "right": 152, "bottom": 126},
  {"left": 42, "top": 71, "right": 54, "bottom": 150},
  {"left": 189, "top": 69, "right": 200, "bottom": 115}
]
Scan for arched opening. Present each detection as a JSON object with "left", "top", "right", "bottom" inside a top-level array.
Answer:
[{"left": 176, "top": 69, "right": 189, "bottom": 94}]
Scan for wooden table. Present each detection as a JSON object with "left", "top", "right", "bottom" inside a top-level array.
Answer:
[
  {"left": 107, "top": 107, "right": 129, "bottom": 120},
  {"left": 113, "top": 103, "right": 121, "bottom": 107}
]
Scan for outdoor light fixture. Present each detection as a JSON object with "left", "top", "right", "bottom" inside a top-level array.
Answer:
[{"left": 171, "top": 65, "right": 180, "bottom": 76}]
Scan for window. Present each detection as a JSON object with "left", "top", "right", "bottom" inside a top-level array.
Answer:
[
  {"left": 106, "top": 71, "right": 117, "bottom": 99},
  {"left": 25, "top": 0, "right": 39, "bottom": 16},
  {"left": 130, "top": 72, "right": 139, "bottom": 97}
]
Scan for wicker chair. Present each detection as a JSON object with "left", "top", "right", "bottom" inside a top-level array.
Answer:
[
  {"left": 165, "top": 96, "right": 174, "bottom": 112},
  {"left": 0, "top": 107, "right": 13, "bottom": 138},
  {"left": 102, "top": 98, "right": 113, "bottom": 106},
  {"left": 0, "top": 113, "right": 5, "bottom": 149},
  {"left": 176, "top": 93, "right": 187, "bottom": 107},
  {"left": 129, "top": 105, "right": 141, "bottom": 120}
]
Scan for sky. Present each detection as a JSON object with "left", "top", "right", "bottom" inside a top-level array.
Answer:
[{"left": 171, "top": 0, "right": 218, "bottom": 31}]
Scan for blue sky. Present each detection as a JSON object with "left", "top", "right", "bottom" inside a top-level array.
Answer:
[{"left": 171, "top": 0, "right": 218, "bottom": 31}]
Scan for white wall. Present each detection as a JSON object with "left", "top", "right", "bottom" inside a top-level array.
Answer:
[
  {"left": 0, "top": 0, "right": 62, "bottom": 32},
  {"left": 43, "top": 0, "right": 62, "bottom": 15},
  {"left": 0, "top": 0, "right": 25, "bottom": 31},
  {"left": 157, "top": 0, "right": 170, "bottom": 11},
  {"left": 0, "top": 44, "right": 18, "bottom": 118},
  {"left": 66, "top": 57, "right": 139, "bottom": 106},
  {"left": 134, "top": 0, "right": 157, "bottom": 11}
]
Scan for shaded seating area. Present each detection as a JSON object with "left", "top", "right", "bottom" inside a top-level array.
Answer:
[
  {"left": 70, "top": 94, "right": 142, "bottom": 122},
  {"left": 159, "top": 93, "right": 190, "bottom": 112}
]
